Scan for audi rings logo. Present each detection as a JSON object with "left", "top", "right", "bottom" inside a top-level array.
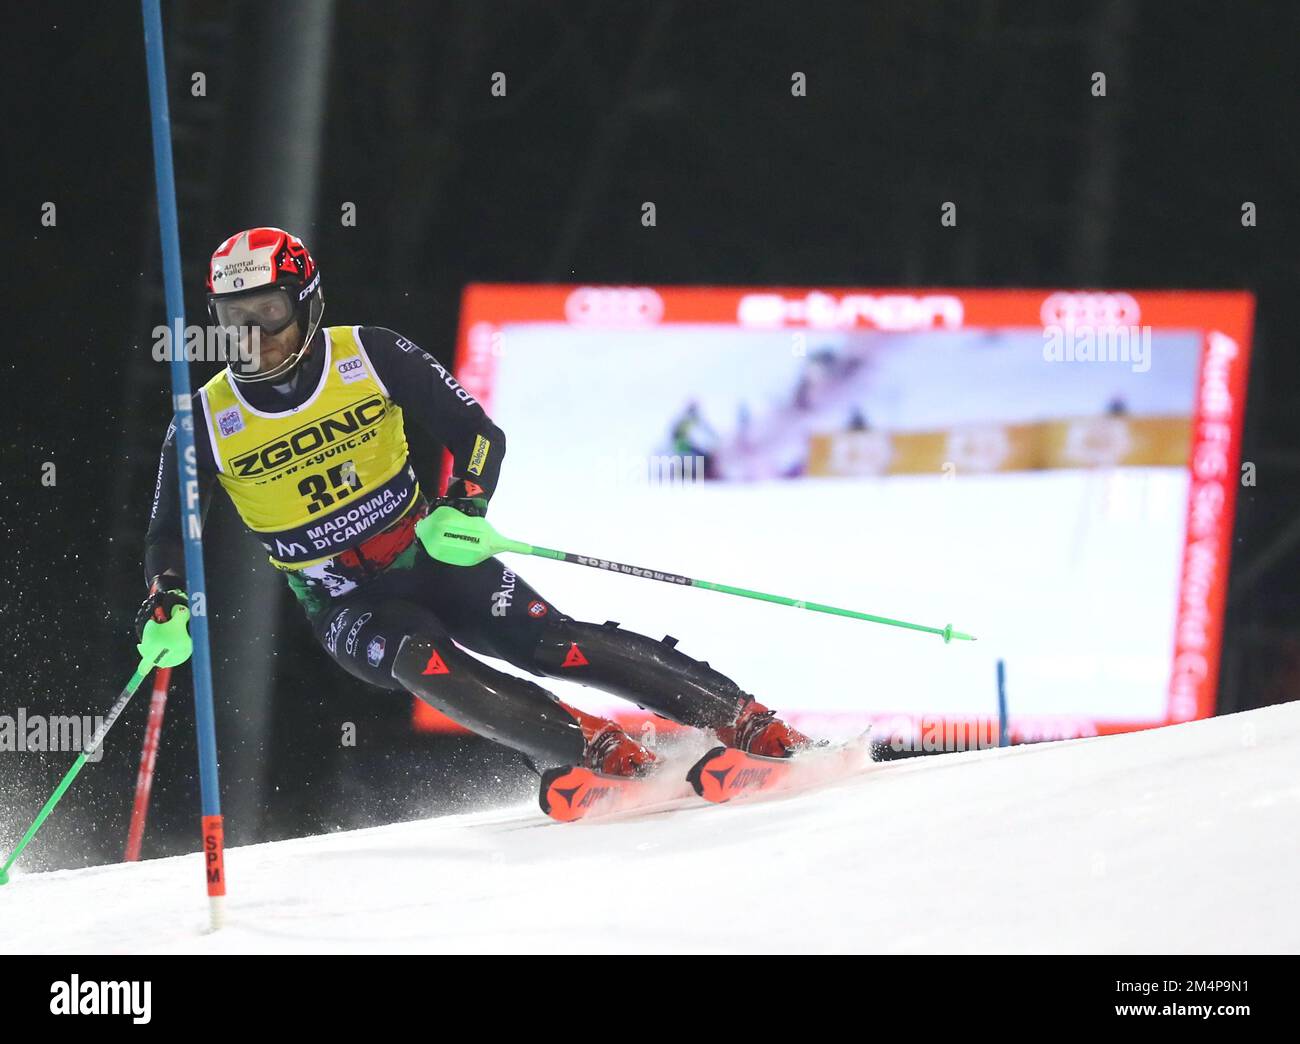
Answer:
[
  {"left": 1040, "top": 292, "right": 1140, "bottom": 328},
  {"left": 565, "top": 287, "right": 664, "bottom": 326}
]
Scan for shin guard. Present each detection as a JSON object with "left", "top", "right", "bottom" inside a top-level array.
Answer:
[
  {"left": 392, "top": 635, "right": 586, "bottom": 768},
  {"left": 530, "top": 618, "right": 750, "bottom": 730}
]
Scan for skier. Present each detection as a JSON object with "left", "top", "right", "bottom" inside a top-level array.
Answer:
[{"left": 138, "top": 227, "right": 809, "bottom": 783}]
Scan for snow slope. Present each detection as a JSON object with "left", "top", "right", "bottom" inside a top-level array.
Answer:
[{"left": 4, "top": 702, "right": 1298, "bottom": 954}]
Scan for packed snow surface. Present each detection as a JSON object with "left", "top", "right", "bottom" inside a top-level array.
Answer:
[{"left": 4, "top": 702, "right": 1297, "bottom": 953}]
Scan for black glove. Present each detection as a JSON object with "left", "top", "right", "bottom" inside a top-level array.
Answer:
[
  {"left": 135, "top": 576, "right": 189, "bottom": 642},
  {"left": 434, "top": 476, "right": 489, "bottom": 518}
]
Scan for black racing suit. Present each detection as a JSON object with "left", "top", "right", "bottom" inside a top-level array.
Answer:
[{"left": 145, "top": 327, "right": 755, "bottom": 769}]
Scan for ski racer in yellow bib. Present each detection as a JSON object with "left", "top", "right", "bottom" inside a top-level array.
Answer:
[{"left": 138, "top": 227, "right": 810, "bottom": 795}]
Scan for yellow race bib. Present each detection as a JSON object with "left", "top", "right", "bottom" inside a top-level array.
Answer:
[{"left": 198, "top": 326, "right": 418, "bottom": 569}]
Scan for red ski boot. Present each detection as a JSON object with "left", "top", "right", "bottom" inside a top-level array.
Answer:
[
  {"left": 714, "top": 699, "right": 811, "bottom": 759},
  {"left": 559, "top": 701, "right": 657, "bottom": 778},
  {"left": 583, "top": 725, "right": 656, "bottom": 777}
]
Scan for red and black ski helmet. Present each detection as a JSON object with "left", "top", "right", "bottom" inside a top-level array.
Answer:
[{"left": 206, "top": 227, "right": 324, "bottom": 383}]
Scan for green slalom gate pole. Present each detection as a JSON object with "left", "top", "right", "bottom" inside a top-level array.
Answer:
[
  {"left": 0, "top": 653, "right": 165, "bottom": 885},
  {"left": 415, "top": 507, "right": 976, "bottom": 644}
]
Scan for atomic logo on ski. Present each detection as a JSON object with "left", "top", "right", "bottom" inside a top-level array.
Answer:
[
  {"left": 704, "top": 764, "right": 777, "bottom": 792},
  {"left": 689, "top": 747, "right": 790, "bottom": 802},
  {"left": 687, "top": 733, "right": 873, "bottom": 805},
  {"left": 539, "top": 765, "right": 638, "bottom": 822}
]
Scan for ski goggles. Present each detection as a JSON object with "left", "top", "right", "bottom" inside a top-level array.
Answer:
[{"left": 208, "top": 283, "right": 299, "bottom": 335}]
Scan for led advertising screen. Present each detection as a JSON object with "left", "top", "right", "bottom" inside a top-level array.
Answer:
[{"left": 416, "top": 287, "right": 1253, "bottom": 745}]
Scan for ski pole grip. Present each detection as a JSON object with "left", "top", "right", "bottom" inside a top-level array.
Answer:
[{"left": 416, "top": 507, "right": 531, "bottom": 566}]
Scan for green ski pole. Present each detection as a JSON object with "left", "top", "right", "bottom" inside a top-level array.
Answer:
[
  {"left": 0, "top": 652, "right": 170, "bottom": 884},
  {"left": 415, "top": 506, "right": 976, "bottom": 644}
]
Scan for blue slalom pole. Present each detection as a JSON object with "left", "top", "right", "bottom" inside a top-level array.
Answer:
[
  {"left": 141, "top": 0, "right": 227, "bottom": 927},
  {"left": 996, "top": 659, "right": 1009, "bottom": 748}
]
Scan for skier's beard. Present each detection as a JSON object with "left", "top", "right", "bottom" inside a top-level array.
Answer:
[
  {"left": 237, "top": 319, "right": 311, "bottom": 393},
  {"left": 255, "top": 321, "right": 303, "bottom": 377}
]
